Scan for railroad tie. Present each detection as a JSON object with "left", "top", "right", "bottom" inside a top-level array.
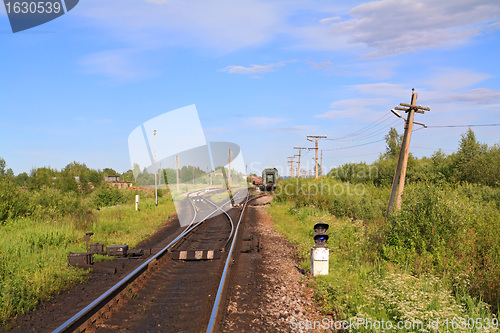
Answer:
[{"left": 171, "top": 249, "right": 220, "bottom": 260}]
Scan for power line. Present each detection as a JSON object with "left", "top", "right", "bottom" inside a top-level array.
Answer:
[
  {"left": 335, "top": 119, "right": 401, "bottom": 142},
  {"left": 426, "top": 124, "right": 500, "bottom": 128},
  {"left": 327, "top": 113, "right": 393, "bottom": 141},
  {"left": 323, "top": 138, "right": 385, "bottom": 151}
]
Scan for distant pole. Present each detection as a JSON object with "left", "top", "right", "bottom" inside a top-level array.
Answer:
[
  {"left": 153, "top": 130, "right": 158, "bottom": 206},
  {"left": 294, "top": 147, "right": 307, "bottom": 178},
  {"left": 175, "top": 155, "right": 180, "bottom": 191},
  {"left": 386, "top": 91, "right": 430, "bottom": 217},
  {"left": 307, "top": 135, "right": 327, "bottom": 179},
  {"left": 287, "top": 156, "right": 295, "bottom": 177}
]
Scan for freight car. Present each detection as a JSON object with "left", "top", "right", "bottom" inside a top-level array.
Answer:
[
  {"left": 261, "top": 168, "right": 278, "bottom": 191},
  {"left": 250, "top": 176, "right": 263, "bottom": 185}
]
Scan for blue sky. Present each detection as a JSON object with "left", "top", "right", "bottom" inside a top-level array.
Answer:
[{"left": 1, "top": 0, "right": 500, "bottom": 176}]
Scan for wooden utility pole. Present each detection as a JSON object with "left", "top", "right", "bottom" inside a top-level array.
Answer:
[
  {"left": 294, "top": 147, "right": 307, "bottom": 178},
  {"left": 287, "top": 156, "right": 295, "bottom": 178},
  {"left": 307, "top": 135, "right": 327, "bottom": 179},
  {"left": 386, "top": 91, "right": 430, "bottom": 217}
]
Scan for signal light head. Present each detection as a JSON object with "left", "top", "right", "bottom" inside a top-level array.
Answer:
[
  {"left": 314, "top": 234, "right": 329, "bottom": 245},
  {"left": 313, "top": 222, "right": 329, "bottom": 247},
  {"left": 314, "top": 222, "right": 329, "bottom": 233}
]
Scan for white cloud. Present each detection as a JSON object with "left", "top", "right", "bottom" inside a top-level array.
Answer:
[
  {"left": 79, "top": 49, "right": 155, "bottom": 81},
  {"left": 79, "top": 0, "right": 282, "bottom": 51},
  {"left": 246, "top": 117, "right": 287, "bottom": 126},
  {"left": 273, "top": 125, "right": 314, "bottom": 132},
  {"left": 74, "top": 0, "right": 500, "bottom": 78},
  {"left": 438, "top": 88, "right": 500, "bottom": 105},
  {"left": 143, "top": 0, "right": 169, "bottom": 4},
  {"left": 294, "top": 0, "right": 500, "bottom": 57},
  {"left": 222, "top": 60, "right": 295, "bottom": 75},
  {"left": 423, "top": 68, "right": 491, "bottom": 91},
  {"left": 308, "top": 61, "right": 333, "bottom": 70},
  {"left": 319, "top": 16, "right": 341, "bottom": 24},
  {"left": 316, "top": 98, "right": 391, "bottom": 120},
  {"left": 351, "top": 82, "right": 410, "bottom": 97}
]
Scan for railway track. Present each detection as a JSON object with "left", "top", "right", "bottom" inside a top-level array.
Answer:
[{"left": 53, "top": 188, "right": 261, "bottom": 333}]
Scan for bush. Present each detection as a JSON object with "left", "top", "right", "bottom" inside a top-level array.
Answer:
[
  {"left": 385, "top": 183, "right": 500, "bottom": 313},
  {"left": 91, "top": 186, "right": 124, "bottom": 208}
]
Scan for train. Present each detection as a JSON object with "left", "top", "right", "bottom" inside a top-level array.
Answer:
[{"left": 261, "top": 168, "right": 278, "bottom": 191}]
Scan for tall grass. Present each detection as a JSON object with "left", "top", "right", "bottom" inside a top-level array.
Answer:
[
  {"left": 270, "top": 178, "right": 500, "bottom": 323},
  {"left": 0, "top": 189, "right": 175, "bottom": 325},
  {"left": 385, "top": 183, "right": 500, "bottom": 314},
  {"left": 268, "top": 202, "right": 495, "bottom": 331}
]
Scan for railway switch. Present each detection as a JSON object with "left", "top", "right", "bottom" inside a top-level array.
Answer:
[{"left": 311, "top": 222, "right": 329, "bottom": 276}]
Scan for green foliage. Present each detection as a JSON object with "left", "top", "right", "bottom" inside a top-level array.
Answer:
[
  {"left": 385, "top": 183, "right": 500, "bottom": 313},
  {"left": 0, "top": 193, "right": 175, "bottom": 325},
  {"left": 329, "top": 129, "right": 500, "bottom": 188},
  {"left": 274, "top": 177, "right": 388, "bottom": 221},
  {"left": 13, "top": 172, "right": 29, "bottom": 187},
  {"left": 122, "top": 169, "right": 135, "bottom": 183},
  {"left": 0, "top": 158, "right": 5, "bottom": 177},
  {"left": 384, "top": 127, "right": 403, "bottom": 158},
  {"left": 102, "top": 167, "right": 119, "bottom": 176},
  {"left": 0, "top": 177, "right": 29, "bottom": 223},
  {"left": 267, "top": 203, "right": 493, "bottom": 330},
  {"left": 272, "top": 176, "right": 500, "bottom": 319},
  {"left": 91, "top": 185, "right": 124, "bottom": 208}
]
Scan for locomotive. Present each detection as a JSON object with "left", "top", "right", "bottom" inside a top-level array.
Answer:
[{"left": 261, "top": 168, "right": 278, "bottom": 191}]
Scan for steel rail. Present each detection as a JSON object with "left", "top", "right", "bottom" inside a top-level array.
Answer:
[
  {"left": 206, "top": 190, "right": 260, "bottom": 333},
  {"left": 198, "top": 187, "right": 249, "bottom": 245},
  {"left": 200, "top": 196, "right": 235, "bottom": 249},
  {"left": 52, "top": 192, "right": 220, "bottom": 333}
]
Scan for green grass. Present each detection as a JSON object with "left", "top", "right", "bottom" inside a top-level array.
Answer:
[
  {"left": 0, "top": 195, "right": 175, "bottom": 325},
  {"left": 267, "top": 201, "right": 497, "bottom": 332}
]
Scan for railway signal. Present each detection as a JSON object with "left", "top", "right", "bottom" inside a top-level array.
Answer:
[{"left": 311, "top": 222, "right": 329, "bottom": 276}]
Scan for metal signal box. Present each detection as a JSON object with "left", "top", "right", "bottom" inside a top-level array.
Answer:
[
  {"left": 107, "top": 245, "right": 129, "bottom": 257},
  {"left": 68, "top": 252, "right": 93, "bottom": 267},
  {"left": 90, "top": 243, "right": 105, "bottom": 255}
]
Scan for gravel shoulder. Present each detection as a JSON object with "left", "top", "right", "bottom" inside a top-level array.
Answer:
[{"left": 220, "top": 196, "right": 327, "bottom": 332}]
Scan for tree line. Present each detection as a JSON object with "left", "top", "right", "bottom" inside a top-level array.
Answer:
[{"left": 328, "top": 128, "right": 500, "bottom": 187}]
